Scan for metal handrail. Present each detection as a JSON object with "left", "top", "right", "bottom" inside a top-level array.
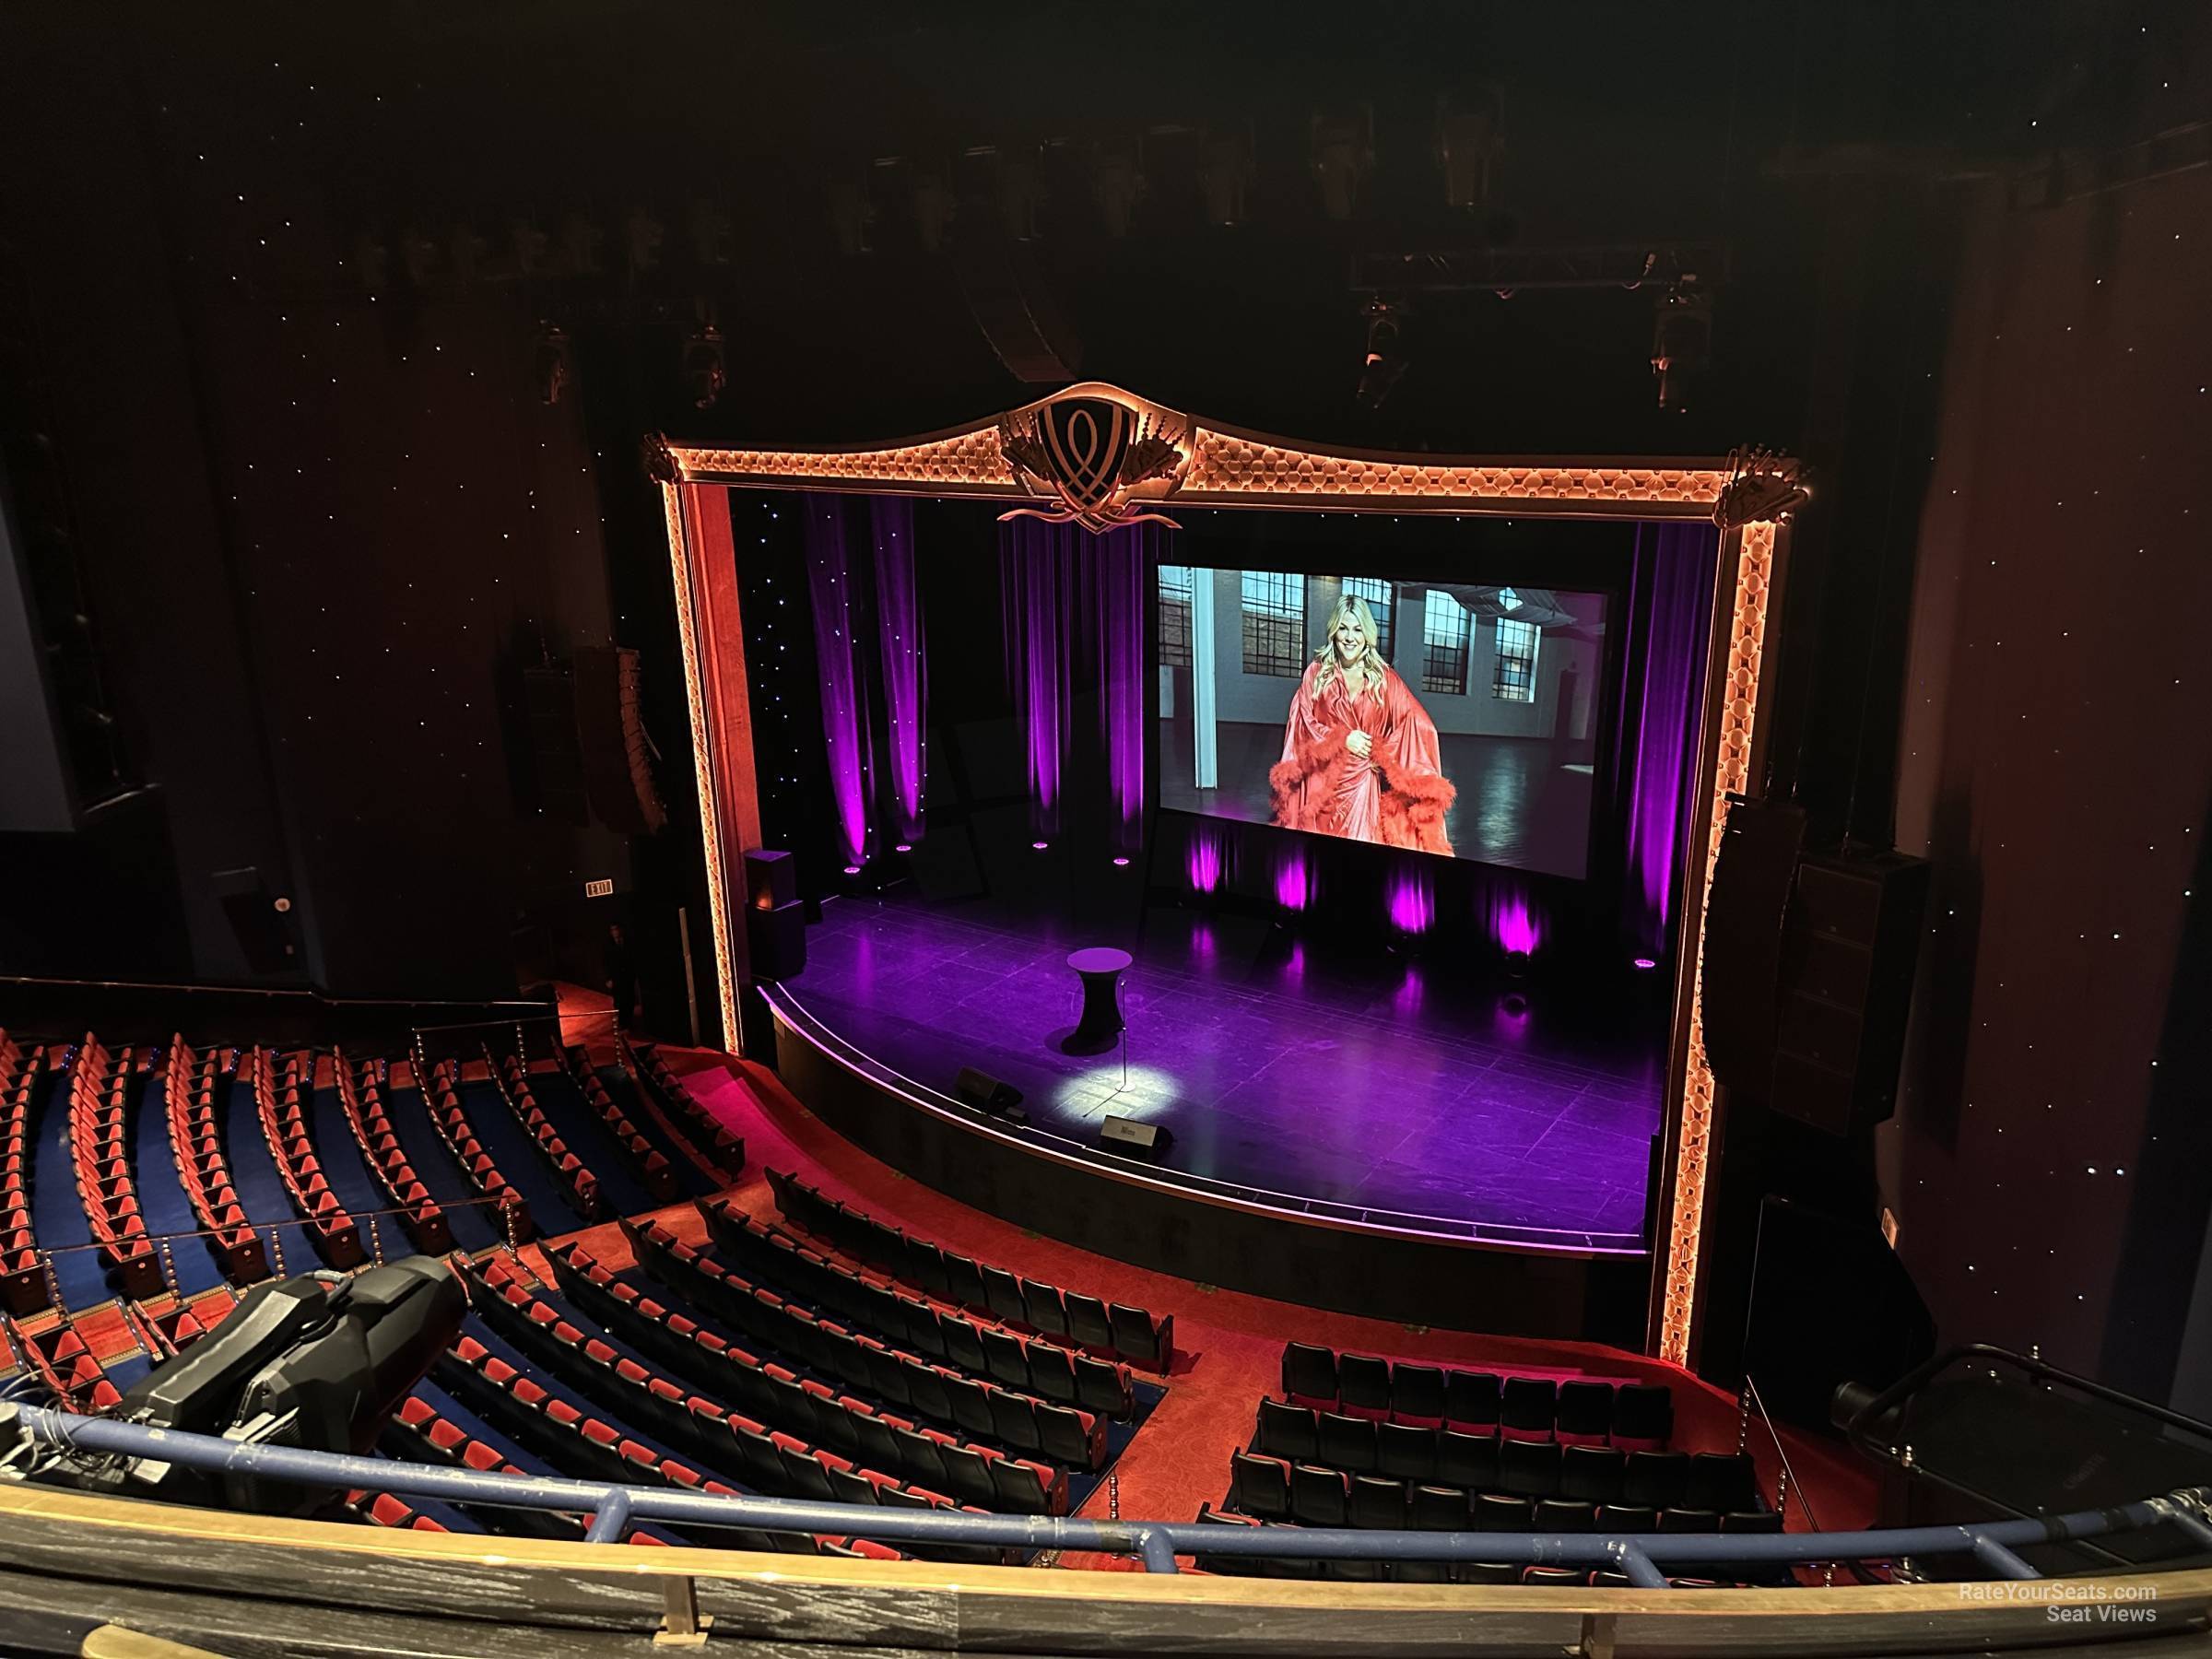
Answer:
[{"left": 14, "top": 1406, "right": 2212, "bottom": 1583}]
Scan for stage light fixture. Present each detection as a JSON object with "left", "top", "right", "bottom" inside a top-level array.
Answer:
[
  {"left": 1112, "top": 856, "right": 1131, "bottom": 866},
  {"left": 1632, "top": 956, "right": 1659, "bottom": 971},
  {"left": 1355, "top": 298, "right": 1407, "bottom": 413},
  {"left": 1032, "top": 840, "right": 1049, "bottom": 851},
  {"left": 681, "top": 322, "right": 726, "bottom": 411},
  {"left": 1651, "top": 280, "right": 1711, "bottom": 413},
  {"left": 842, "top": 864, "right": 862, "bottom": 876},
  {"left": 894, "top": 842, "right": 913, "bottom": 853}
]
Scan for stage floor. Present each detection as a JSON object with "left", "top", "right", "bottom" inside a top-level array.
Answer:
[{"left": 774, "top": 891, "right": 1666, "bottom": 1247}]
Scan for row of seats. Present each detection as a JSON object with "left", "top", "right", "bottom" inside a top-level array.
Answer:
[
  {"left": 701, "top": 1194, "right": 1138, "bottom": 1424},
  {"left": 345, "top": 1488, "right": 456, "bottom": 1534},
  {"left": 333, "top": 1053, "right": 453, "bottom": 1253},
  {"left": 436, "top": 1334, "right": 951, "bottom": 1560},
  {"left": 0, "top": 1033, "right": 47, "bottom": 1313},
  {"left": 1230, "top": 1446, "right": 1767, "bottom": 1531},
  {"left": 469, "top": 1256, "right": 1066, "bottom": 1518},
  {"left": 251, "top": 1048, "right": 365, "bottom": 1269},
  {"left": 2, "top": 1309, "right": 126, "bottom": 1410},
  {"left": 1190, "top": 1506, "right": 1786, "bottom": 1586},
  {"left": 558, "top": 1048, "right": 677, "bottom": 1203},
  {"left": 66, "top": 1037, "right": 163, "bottom": 1299},
  {"left": 765, "top": 1169, "right": 1175, "bottom": 1372},
  {"left": 384, "top": 1392, "right": 643, "bottom": 1544},
  {"left": 616, "top": 1220, "right": 1112, "bottom": 1474},
  {"left": 623, "top": 1040, "right": 746, "bottom": 1184},
  {"left": 414, "top": 1055, "right": 535, "bottom": 1242},
  {"left": 552, "top": 1238, "right": 1111, "bottom": 1485},
  {"left": 1282, "top": 1341, "right": 1674, "bottom": 1447},
  {"left": 162, "top": 1039, "right": 269, "bottom": 1285},
  {"left": 490, "top": 1051, "right": 603, "bottom": 1222}
]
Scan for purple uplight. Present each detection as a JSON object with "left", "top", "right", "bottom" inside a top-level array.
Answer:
[
  {"left": 894, "top": 842, "right": 912, "bottom": 853},
  {"left": 1493, "top": 888, "right": 1542, "bottom": 956},
  {"left": 1032, "top": 840, "right": 1049, "bottom": 851},
  {"left": 1632, "top": 956, "right": 1659, "bottom": 971},
  {"left": 1394, "top": 965, "right": 1426, "bottom": 1014},
  {"left": 1186, "top": 828, "right": 1224, "bottom": 894},
  {"left": 1112, "top": 856, "right": 1131, "bottom": 867},
  {"left": 1385, "top": 865, "right": 1433, "bottom": 935},
  {"left": 842, "top": 865, "right": 862, "bottom": 877},
  {"left": 1273, "top": 847, "right": 1310, "bottom": 912}
]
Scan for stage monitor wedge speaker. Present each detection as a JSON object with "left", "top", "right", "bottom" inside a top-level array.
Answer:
[
  {"left": 1700, "top": 798, "right": 1807, "bottom": 1097},
  {"left": 1771, "top": 849, "right": 1930, "bottom": 1136},
  {"left": 1100, "top": 1114, "right": 1166, "bottom": 1155},
  {"left": 955, "top": 1065, "right": 1025, "bottom": 1121}
]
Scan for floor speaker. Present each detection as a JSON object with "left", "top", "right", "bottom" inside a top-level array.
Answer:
[
  {"left": 955, "top": 1066, "right": 1024, "bottom": 1118},
  {"left": 1100, "top": 1114, "right": 1164, "bottom": 1154},
  {"left": 1700, "top": 798, "right": 1806, "bottom": 1097},
  {"left": 745, "top": 899, "right": 806, "bottom": 982},
  {"left": 1771, "top": 850, "right": 1930, "bottom": 1135}
]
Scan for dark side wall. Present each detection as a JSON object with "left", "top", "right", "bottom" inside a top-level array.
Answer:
[
  {"left": 1886, "top": 165, "right": 2212, "bottom": 1404},
  {"left": 0, "top": 10, "right": 636, "bottom": 998}
]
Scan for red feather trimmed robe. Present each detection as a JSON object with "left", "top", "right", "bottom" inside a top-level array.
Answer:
[{"left": 1270, "top": 659, "right": 1455, "bottom": 855}]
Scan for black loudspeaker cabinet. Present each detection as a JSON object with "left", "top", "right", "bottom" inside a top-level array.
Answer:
[
  {"left": 1771, "top": 850, "right": 1930, "bottom": 1135},
  {"left": 745, "top": 899, "right": 806, "bottom": 982},
  {"left": 744, "top": 848, "right": 799, "bottom": 911},
  {"left": 1700, "top": 798, "right": 1807, "bottom": 1095},
  {"left": 956, "top": 1066, "right": 1024, "bottom": 1114}
]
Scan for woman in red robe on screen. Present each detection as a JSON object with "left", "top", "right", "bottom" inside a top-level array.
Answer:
[{"left": 1270, "top": 593, "right": 1456, "bottom": 855}]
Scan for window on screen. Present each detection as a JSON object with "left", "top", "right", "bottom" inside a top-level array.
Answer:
[
  {"left": 1421, "top": 589, "right": 1470, "bottom": 695},
  {"left": 1158, "top": 563, "right": 1194, "bottom": 667},
  {"left": 1342, "top": 576, "right": 1396, "bottom": 660},
  {"left": 1493, "top": 617, "right": 1539, "bottom": 702},
  {"left": 1240, "top": 571, "right": 1305, "bottom": 677}
]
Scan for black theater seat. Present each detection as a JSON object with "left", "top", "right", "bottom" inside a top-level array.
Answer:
[
  {"left": 1230, "top": 1452, "right": 1291, "bottom": 1520},
  {"left": 1557, "top": 1379, "right": 1616, "bottom": 1443},
  {"left": 1257, "top": 1397, "right": 1319, "bottom": 1463},
  {"left": 1559, "top": 1443, "right": 1626, "bottom": 1504},
  {"left": 1282, "top": 1340, "right": 1337, "bottom": 1407},
  {"left": 1444, "top": 1368, "right": 1501, "bottom": 1432},
  {"left": 1596, "top": 1502, "right": 1658, "bottom": 1534},
  {"left": 1686, "top": 1451, "right": 1760, "bottom": 1514},
  {"left": 1349, "top": 1474, "right": 1407, "bottom": 1529},
  {"left": 1376, "top": 1421, "right": 1436, "bottom": 1481},
  {"left": 1316, "top": 1410, "right": 1378, "bottom": 1474},
  {"left": 1290, "top": 1464, "right": 1349, "bottom": 1527},
  {"left": 1614, "top": 1382, "right": 1675, "bottom": 1448},
  {"left": 1472, "top": 1492, "right": 1533, "bottom": 1530},
  {"left": 1391, "top": 1363, "right": 1447, "bottom": 1426},
  {"left": 1410, "top": 1483, "right": 1469, "bottom": 1531},
  {"left": 1499, "top": 1438, "right": 1561, "bottom": 1499},
  {"left": 1623, "top": 1449, "right": 1690, "bottom": 1511},
  {"left": 1337, "top": 1352, "right": 1393, "bottom": 1419},
  {"left": 1500, "top": 1375, "right": 1558, "bottom": 1441},
  {"left": 1436, "top": 1428, "right": 1498, "bottom": 1491}
]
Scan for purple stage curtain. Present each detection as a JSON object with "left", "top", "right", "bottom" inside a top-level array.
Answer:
[
  {"left": 998, "top": 517, "right": 1154, "bottom": 852},
  {"left": 870, "top": 498, "right": 926, "bottom": 846},
  {"left": 1615, "top": 521, "right": 1719, "bottom": 959},
  {"left": 803, "top": 493, "right": 876, "bottom": 868}
]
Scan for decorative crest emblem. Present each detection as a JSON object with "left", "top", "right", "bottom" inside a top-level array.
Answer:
[
  {"left": 995, "top": 384, "right": 1192, "bottom": 533},
  {"left": 1712, "top": 446, "right": 1809, "bottom": 529}
]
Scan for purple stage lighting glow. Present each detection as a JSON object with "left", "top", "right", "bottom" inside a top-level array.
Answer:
[
  {"left": 1632, "top": 956, "right": 1659, "bottom": 971},
  {"left": 1385, "top": 865, "right": 1433, "bottom": 935},
  {"left": 1274, "top": 847, "right": 1309, "bottom": 911},
  {"left": 1493, "top": 889, "right": 1541, "bottom": 956},
  {"left": 1112, "top": 856, "right": 1131, "bottom": 867},
  {"left": 1032, "top": 840, "right": 1049, "bottom": 851},
  {"left": 842, "top": 865, "right": 862, "bottom": 877},
  {"left": 1618, "top": 522, "right": 1719, "bottom": 957},
  {"left": 1186, "top": 828, "right": 1224, "bottom": 893},
  {"left": 803, "top": 495, "right": 875, "bottom": 869},
  {"left": 871, "top": 497, "right": 927, "bottom": 848},
  {"left": 894, "top": 843, "right": 912, "bottom": 853}
]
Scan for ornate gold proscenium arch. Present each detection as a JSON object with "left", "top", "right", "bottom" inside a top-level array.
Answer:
[{"left": 655, "top": 383, "right": 1797, "bottom": 1369}]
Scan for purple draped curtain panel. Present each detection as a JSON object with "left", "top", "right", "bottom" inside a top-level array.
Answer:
[
  {"left": 1616, "top": 520, "right": 1720, "bottom": 958},
  {"left": 870, "top": 498, "right": 925, "bottom": 846},
  {"left": 803, "top": 493, "right": 876, "bottom": 868},
  {"left": 998, "top": 517, "right": 1152, "bottom": 852}
]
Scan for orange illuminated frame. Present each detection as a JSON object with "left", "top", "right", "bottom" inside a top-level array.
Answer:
[{"left": 654, "top": 383, "right": 1791, "bottom": 1367}]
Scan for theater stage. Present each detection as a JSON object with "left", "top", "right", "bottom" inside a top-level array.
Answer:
[{"left": 766, "top": 890, "right": 1665, "bottom": 1253}]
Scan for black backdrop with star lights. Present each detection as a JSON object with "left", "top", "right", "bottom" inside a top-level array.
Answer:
[{"left": 0, "top": 1, "right": 2207, "bottom": 1398}]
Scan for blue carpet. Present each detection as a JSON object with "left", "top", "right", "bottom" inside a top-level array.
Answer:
[
  {"left": 454, "top": 1077, "right": 595, "bottom": 1231},
  {"left": 28, "top": 1063, "right": 108, "bottom": 1311},
  {"left": 129, "top": 1059, "right": 224, "bottom": 1298},
  {"left": 305, "top": 1087, "right": 390, "bottom": 1221},
  {"left": 383, "top": 1085, "right": 500, "bottom": 1252},
  {"left": 220, "top": 1077, "right": 297, "bottom": 1233},
  {"left": 518, "top": 1065, "right": 662, "bottom": 1217}
]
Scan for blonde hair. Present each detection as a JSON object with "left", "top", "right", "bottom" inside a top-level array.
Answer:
[{"left": 1313, "top": 593, "right": 1388, "bottom": 700}]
